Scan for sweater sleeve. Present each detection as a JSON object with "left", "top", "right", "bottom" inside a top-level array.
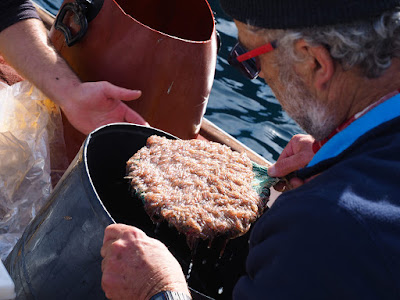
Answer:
[
  {"left": 0, "top": 0, "right": 40, "bottom": 33},
  {"left": 232, "top": 183, "right": 398, "bottom": 300}
]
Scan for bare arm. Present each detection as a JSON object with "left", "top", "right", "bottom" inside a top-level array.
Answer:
[
  {"left": 0, "top": 18, "right": 147, "bottom": 134},
  {"left": 0, "top": 18, "right": 78, "bottom": 93}
]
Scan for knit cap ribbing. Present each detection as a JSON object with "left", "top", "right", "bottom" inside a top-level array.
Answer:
[{"left": 219, "top": 0, "right": 400, "bottom": 29}]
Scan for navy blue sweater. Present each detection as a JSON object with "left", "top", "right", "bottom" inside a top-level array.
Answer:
[
  {"left": 234, "top": 94, "right": 400, "bottom": 299},
  {"left": 0, "top": 0, "right": 39, "bottom": 33}
]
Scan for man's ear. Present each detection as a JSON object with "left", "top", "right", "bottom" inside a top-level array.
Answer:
[{"left": 294, "top": 39, "right": 335, "bottom": 91}]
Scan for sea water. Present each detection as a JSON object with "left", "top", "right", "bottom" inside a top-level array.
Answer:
[{"left": 34, "top": 0, "right": 303, "bottom": 163}]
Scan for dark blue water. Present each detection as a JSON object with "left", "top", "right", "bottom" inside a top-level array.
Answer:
[{"left": 35, "top": 0, "right": 302, "bottom": 162}]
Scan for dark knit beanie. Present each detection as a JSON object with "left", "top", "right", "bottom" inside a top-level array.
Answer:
[{"left": 219, "top": 0, "right": 400, "bottom": 29}]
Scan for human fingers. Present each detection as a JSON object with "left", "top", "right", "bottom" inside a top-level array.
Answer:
[
  {"left": 101, "top": 271, "right": 121, "bottom": 300},
  {"left": 268, "top": 153, "right": 307, "bottom": 177},
  {"left": 268, "top": 135, "right": 314, "bottom": 177},
  {"left": 101, "top": 81, "right": 142, "bottom": 101},
  {"left": 102, "top": 224, "right": 124, "bottom": 246},
  {"left": 100, "top": 236, "right": 119, "bottom": 260},
  {"left": 102, "top": 224, "right": 145, "bottom": 247},
  {"left": 101, "top": 245, "right": 130, "bottom": 300},
  {"left": 122, "top": 103, "right": 149, "bottom": 126}
]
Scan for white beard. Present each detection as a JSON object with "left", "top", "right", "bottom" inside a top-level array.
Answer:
[{"left": 276, "top": 62, "right": 338, "bottom": 141}]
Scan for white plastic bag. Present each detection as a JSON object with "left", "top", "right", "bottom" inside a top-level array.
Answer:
[{"left": 0, "top": 81, "right": 67, "bottom": 260}]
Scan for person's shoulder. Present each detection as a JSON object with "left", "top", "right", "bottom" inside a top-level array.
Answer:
[
  {"left": 250, "top": 173, "right": 386, "bottom": 253},
  {"left": 238, "top": 186, "right": 400, "bottom": 299},
  {"left": 250, "top": 168, "right": 400, "bottom": 269},
  {"left": 244, "top": 180, "right": 400, "bottom": 299}
]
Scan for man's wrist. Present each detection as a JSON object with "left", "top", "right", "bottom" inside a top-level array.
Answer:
[{"left": 150, "top": 291, "right": 192, "bottom": 300}]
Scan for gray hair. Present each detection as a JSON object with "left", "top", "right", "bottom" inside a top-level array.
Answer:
[{"left": 250, "top": 7, "right": 400, "bottom": 78}]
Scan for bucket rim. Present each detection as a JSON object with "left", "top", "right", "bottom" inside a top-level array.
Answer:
[
  {"left": 82, "top": 122, "right": 179, "bottom": 224},
  {"left": 112, "top": 0, "right": 217, "bottom": 44}
]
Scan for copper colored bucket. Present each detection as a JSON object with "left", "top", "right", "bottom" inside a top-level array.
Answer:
[{"left": 49, "top": 0, "right": 218, "bottom": 160}]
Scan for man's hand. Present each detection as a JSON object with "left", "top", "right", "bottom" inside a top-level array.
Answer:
[
  {"left": 268, "top": 134, "right": 315, "bottom": 190},
  {"left": 0, "top": 19, "right": 147, "bottom": 135},
  {"left": 101, "top": 224, "right": 190, "bottom": 300},
  {"left": 59, "top": 81, "right": 147, "bottom": 135}
]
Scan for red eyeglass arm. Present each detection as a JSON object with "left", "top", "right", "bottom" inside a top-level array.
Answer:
[{"left": 236, "top": 42, "right": 277, "bottom": 62}]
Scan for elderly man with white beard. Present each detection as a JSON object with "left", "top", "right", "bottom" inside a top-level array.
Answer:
[{"left": 100, "top": 1, "right": 400, "bottom": 299}]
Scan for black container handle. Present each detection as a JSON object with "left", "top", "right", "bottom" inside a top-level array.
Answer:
[{"left": 54, "top": 0, "right": 104, "bottom": 47}]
